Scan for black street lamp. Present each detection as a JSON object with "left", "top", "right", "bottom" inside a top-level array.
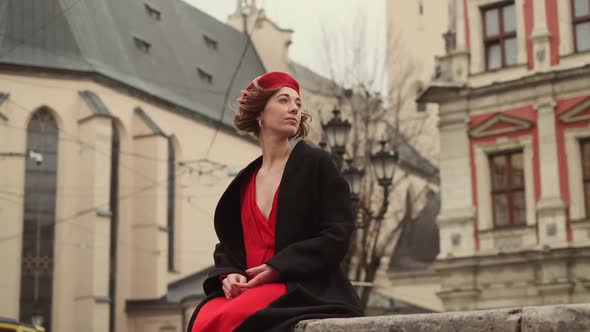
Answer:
[
  {"left": 320, "top": 109, "right": 399, "bottom": 221},
  {"left": 342, "top": 159, "right": 364, "bottom": 202},
  {"left": 371, "top": 140, "right": 398, "bottom": 187},
  {"left": 320, "top": 98, "right": 400, "bottom": 311},
  {"left": 321, "top": 108, "right": 351, "bottom": 169}
]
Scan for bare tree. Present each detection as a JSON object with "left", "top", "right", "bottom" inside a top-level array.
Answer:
[{"left": 314, "top": 8, "right": 438, "bottom": 311}]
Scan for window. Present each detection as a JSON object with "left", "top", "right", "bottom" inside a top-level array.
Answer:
[
  {"left": 203, "top": 34, "right": 218, "bottom": 50},
  {"left": 167, "top": 138, "right": 175, "bottom": 271},
  {"left": 482, "top": 1, "right": 517, "bottom": 70},
  {"left": 197, "top": 67, "right": 213, "bottom": 84},
  {"left": 573, "top": 0, "right": 590, "bottom": 52},
  {"left": 133, "top": 36, "right": 151, "bottom": 53},
  {"left": 582, "top": 138, "right": 590, "bottom": 217},
  {"left": 489, "top": 150, "right": 526, "bottom": 227},
  {"left": 20, "top": 108, "right": 58, "bottom": 332},
  {"left": 144, "top": 2, "right": 161, "bottom": 20}
]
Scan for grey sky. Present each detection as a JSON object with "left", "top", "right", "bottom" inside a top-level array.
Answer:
[{"left": 181, "top": 0, "right": 385, "bottom": 78}]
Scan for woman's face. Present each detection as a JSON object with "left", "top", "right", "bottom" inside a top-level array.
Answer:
[{"left": 258, "top": 87, "right": 302, "bottom": 139}]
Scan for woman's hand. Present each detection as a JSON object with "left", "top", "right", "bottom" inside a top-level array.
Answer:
[
  {"left": 243, "top": 264, "right": 279, "bottom": 289},
  {"left": 221, "top": 273, "right": 247, "bottom": 299}
]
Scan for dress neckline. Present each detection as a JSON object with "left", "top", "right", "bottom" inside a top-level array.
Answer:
[{"left": 252, "top": 167, "right": 280, "bottom": 222}]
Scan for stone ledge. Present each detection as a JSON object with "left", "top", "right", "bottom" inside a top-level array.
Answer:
[{"left": 293, "top": 304, "right": 590, "bottom": 332}]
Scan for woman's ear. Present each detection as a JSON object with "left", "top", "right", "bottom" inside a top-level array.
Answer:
[{"left": 257, "top": 113, "right": 264, "bottom": 129}]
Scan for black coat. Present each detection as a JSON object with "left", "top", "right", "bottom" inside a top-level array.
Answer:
[{"left": 186, "top": 140, "right": 363, "bottom": 332}]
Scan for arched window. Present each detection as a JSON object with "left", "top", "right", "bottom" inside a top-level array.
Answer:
[
  {"left": 20, "top": 108, "right": 58, "bottom": 331},
  {"left": 109, "top": 122, "right": 120, "bottom": 332}
]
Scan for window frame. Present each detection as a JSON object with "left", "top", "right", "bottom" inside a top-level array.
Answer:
[
  {"left": 19, "top": 108, "right": 58, "bottom": 332},
  {"left": 488, "top": 149, "right": 526, "bottom": 228},
  {"left": 572, "top": 0, "right": 590, "bottom": 53},
  {"left": 482, "top": 1, "right": 517, "bottom": 70}
]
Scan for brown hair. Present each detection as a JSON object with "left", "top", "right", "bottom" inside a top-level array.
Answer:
[{"left": 233, "top": 79, "right": 311, "bottom": 139}]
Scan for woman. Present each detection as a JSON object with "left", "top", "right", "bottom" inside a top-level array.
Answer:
[{"left": 187, "top": 72, "right": 362, "bottom": 332}]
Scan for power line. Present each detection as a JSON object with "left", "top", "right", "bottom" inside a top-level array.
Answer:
[
  {"left": 2, "top": 99, "right": 234, "bottom": 169},
  {"left": 0, "top": 172, "right": 220, "bottom": 259},
  {"left": 0, "top": 167, "right": 187, "bottom": 243},
  {"left": 0, "top": 0, "right": 243, "bottom": 261},
  {"left": 0, "top": 104, "right": 167, "bottom": 164},
  {"left": 0, "top": 195, "right": 23, "bottom": 206},
  {"left": 203, "top": 0, "right": 266, "bottom": 159},
  {"left": 4, "top": 97, "right": 233, "bottom": 167}
]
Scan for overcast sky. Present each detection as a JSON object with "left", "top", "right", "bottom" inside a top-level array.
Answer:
[{"left": 182, "top": 0, "right": 385, "bottom": 78}]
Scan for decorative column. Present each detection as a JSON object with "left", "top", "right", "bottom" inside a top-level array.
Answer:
[
  {"left": 530, "top": 0, "right": 552, "bottom": 71},
  {"left": 534, "top": 97, "right": 567, "bottom": 245}
]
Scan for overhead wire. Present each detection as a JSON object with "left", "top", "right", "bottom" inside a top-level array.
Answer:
[{"left": 203, "top": 0, "right": 266, "bottom": 159}]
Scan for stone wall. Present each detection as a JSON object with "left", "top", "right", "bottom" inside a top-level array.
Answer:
[{"left": 293, "top": 304, "right": 590, "bottom": 332}]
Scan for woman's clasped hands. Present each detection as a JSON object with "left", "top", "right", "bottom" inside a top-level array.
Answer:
[{"left": 221, "top": 264, "right": 279, "bottom": 299}]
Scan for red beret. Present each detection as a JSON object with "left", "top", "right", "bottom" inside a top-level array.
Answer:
[{"left": 246, "top": 71, "right": 300, "bottom": 96}]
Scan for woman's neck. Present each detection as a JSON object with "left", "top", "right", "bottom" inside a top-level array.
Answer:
[{"left": 258, "top": 134, "right": 292, "bottom": 171}]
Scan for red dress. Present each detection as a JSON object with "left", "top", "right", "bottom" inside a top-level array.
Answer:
[{"left": 192, "top": 168, "right": 287, "bottom": 332}]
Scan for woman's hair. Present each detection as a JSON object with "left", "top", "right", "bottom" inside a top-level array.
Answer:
[{"left": 233, "top": 79, "right": 311, "bottom": 139}]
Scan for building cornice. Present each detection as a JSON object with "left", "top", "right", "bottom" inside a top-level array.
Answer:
[
  {"left": 434, "top": 245, "right": 590, "bottom": 271},
  {"left": 417, "top": 64, "right": 590, "bottom": 105}
]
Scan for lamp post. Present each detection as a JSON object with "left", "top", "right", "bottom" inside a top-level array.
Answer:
[
  {"left": 321, "top": 108, "right": 399, "bottom": 310},
  {"left": 342, "top": 159, "right": 364, "bottom": 203}
]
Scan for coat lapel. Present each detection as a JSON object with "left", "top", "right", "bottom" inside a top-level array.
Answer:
[
  {"left": 214, "top": 155, "right": 261, "bottom": 264},
  {"left": 275, "top": 140, "right": 308, "bottom": 250}
]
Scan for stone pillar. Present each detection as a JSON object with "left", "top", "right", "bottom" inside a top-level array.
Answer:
[
  {"left": 437, "top": 101, "right": 476, "bottom": 258},
  {"left": 0, "top": 108, "right": 24, "bottom": 321},
  {"left": 530, "top": 0, "right": 552, "bottom": 71},
  {"left": 534, "top": 97, "right": 567, "bottom": 245},
  {"left": 130, "top": 134, "right": 169, "bottom": 299},
  {"left": 74, "top": 116, "right": 113, "bottom": 332}
]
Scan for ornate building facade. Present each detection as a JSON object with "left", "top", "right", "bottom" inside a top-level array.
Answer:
[{"left": 418, "top": 0, "right": 590, "bottom": 311}]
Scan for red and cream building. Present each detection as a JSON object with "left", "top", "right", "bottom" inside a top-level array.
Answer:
[{"left": 418, "top": 0, "right": 590, "bottom": 310}]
